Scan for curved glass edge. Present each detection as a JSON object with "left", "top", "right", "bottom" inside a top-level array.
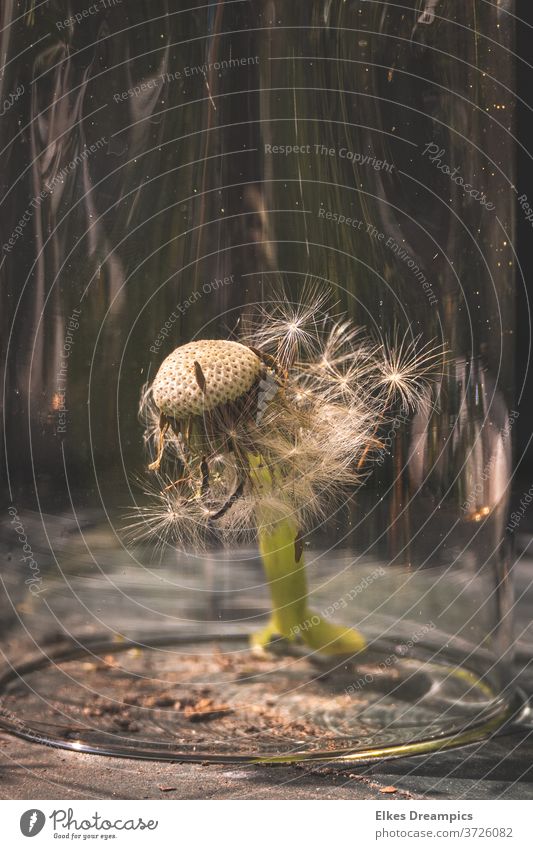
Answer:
[{"left": 0, "top": 632, "right": 520, "bottom": 765}]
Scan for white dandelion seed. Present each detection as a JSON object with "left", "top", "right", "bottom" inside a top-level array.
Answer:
[
  {"left": 376, "top": 328, "right": 445, "bottom": 412},
  {"left": 241, "top": 279, "right": 330, "bottom": 368}
]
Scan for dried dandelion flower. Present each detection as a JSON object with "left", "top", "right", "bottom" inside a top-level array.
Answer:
[{"left": 130, "top": 287, "right": 443, "bottom": 656}]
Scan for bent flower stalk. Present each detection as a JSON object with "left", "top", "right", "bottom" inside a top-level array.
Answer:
[{"left": 132, "top": 290, "right": 442, "bottom": 656}]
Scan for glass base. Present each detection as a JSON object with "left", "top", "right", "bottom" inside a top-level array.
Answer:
[{"left": 0, "top": 633, "right": 515, "bottom": 763}]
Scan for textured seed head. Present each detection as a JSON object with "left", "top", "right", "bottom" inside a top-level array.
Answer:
[{"left": 152, "top": 340, "right": 263, "bottom": 418}]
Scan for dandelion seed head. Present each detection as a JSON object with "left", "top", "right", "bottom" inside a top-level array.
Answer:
[
  {"left": 152, "top": 339, "right": 262, "bottom": 419},
  {"left": 129, "top": 285, "right": 443, "bottom": 549}
]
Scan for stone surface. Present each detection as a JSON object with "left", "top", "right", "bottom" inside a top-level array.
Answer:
[{"left": 1, "top": 653, "right": 532, "bottom": 800}]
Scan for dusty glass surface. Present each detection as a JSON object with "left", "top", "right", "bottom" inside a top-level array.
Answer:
[{"left": 0, "top": 1, "right": 515, "bottom": 761}]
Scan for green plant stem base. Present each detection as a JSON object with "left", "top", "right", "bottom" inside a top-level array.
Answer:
[{"left": 250, "top": 458, "right": 366, "bottom": 658}]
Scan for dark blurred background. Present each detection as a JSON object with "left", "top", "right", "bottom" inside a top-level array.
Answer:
[
  {"left": 0, "top": 1, "right": 529, "bottom": 530},
  {"left": 515, "top": 0, "right": 533, "bottom": 530}
]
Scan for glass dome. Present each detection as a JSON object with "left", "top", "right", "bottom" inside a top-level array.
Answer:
[{"left": 0, "top": 0, "right": 516, "bottom": 763}]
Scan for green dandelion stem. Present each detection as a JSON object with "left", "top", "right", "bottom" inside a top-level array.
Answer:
[{"left": 249, "top": 455, "right": 366, "bottom": 656}]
